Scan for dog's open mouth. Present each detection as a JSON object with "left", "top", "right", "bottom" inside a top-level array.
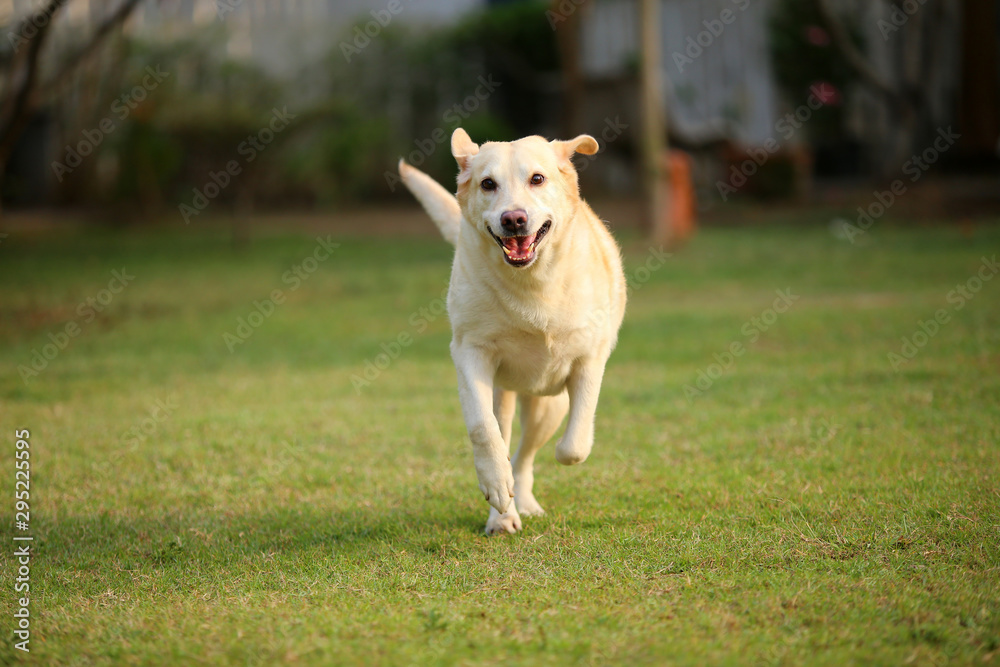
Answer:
[{"left": 489, "top": 221, "right": 551, "bottom": 267}]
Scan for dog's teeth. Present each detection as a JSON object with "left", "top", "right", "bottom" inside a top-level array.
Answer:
[
  {"left": 529, "top": 242, "right": 536, "bottom": 252},
  {"left": 502, "top": 246, "right": 511, "bottom": 255}
]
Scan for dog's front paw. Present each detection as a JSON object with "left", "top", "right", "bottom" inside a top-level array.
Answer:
[
  {"left": 475, "top": 457, "right": 515, "bottom": 514},
  {"left": 485, "top": 507, "right": 522, "bottom": 536}
]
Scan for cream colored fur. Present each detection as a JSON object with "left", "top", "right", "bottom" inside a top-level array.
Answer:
[{"left": 399, "top": 128, "right": 626, "bottom": 535}]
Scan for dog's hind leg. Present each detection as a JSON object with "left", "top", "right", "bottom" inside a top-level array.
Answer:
[{"left": 512, "top": 391, "right": 569, "bottom": 517}]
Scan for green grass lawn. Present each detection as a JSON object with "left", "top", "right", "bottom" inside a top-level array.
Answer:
[{"left": 1, "top": 217, "right": 998, "bottom": 665}]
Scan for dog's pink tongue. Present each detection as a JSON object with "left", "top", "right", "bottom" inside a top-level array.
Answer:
[{"left": 503, "top": 234, "right": 536, "bottom": 259}]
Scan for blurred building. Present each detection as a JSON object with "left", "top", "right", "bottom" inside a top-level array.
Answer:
[
  {"left": 0, "top": 0, "right": 480, "bottom": 72},
  {"left": 4, "top": 0, "right": 991, "bottom": 151},
  {"left": 575, "top": 0, "right": 992, "bottom": 190},
  {"left": 1, "top": 0, "right": 996, "bottom": 208}
]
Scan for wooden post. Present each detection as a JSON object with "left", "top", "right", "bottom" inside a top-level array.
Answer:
[
  {"left": 554, "top": 0, "right": 585, "bottom": 138},
  {"left": 639, "top": 0, "right": 670, "bottom": 243}
]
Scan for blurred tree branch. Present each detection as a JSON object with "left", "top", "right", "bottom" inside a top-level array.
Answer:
[
  {"left": 0, "top": 0, "right": 64, "bottom": 171},
  {"left": 812, "top": 0, "right": 946, "bottom": 174},
  {"left": 813, "top": 0, "right": 899, "bottom": 104},
  {"left": 0, "top": 0, "right": 147, "bottom": 197},
  {"left": 37, "top": 0, "right": 146, "bottom": 99},
  {"left": 812, "top": 0, "right": 923, "bottom": 117}
]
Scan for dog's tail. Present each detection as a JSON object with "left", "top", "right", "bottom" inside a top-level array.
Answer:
[{"left": 398, "top": 159, "right": 460, "bottom": 246}]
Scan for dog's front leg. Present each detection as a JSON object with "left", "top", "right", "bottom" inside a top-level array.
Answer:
[
  {"left": 451, "top": 343, "right": 515, "bottom": 514},
  {"left": 555, "top": 357, "right": 607, "bottom": 465}
]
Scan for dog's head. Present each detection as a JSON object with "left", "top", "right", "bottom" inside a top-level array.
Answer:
[{"left": 452, "top": 128, "right": 598, "bottom": 269}]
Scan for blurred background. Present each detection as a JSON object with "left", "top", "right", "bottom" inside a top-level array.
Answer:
[{"left": 1, "top": 0, "right": 998, "bottom": 232}]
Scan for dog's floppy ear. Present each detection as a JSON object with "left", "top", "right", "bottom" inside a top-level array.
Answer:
[
  {"left": 451, "top": 128, "right": 479, "bottom": 185},
  {"left": 551, "top": 134, "right": 599, "bottom": 163}
]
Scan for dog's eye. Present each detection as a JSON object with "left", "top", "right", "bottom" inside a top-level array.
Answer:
[
  {"left": 481, "top": 178, "right": 497, "bottom": 192},
  {"left": 530, "top": 174, "right": 545, "bottom": 185}
]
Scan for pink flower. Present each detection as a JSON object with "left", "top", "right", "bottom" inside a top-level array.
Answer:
[
  {"left": 810, "top": 82, "right": 842, "bottom": 106},
  {"left": 805, "top": 25, "right": 830, "bottom": 46}
]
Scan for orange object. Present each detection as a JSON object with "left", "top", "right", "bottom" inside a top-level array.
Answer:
[{"left": 662, "top": 150, "right": 696, "bottom": 242}]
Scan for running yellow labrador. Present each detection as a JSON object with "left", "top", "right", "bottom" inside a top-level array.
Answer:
[{"left": 399, "top": 129, "right": 626, "bottom": 535}]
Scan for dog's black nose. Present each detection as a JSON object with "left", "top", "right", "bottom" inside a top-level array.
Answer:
[{"left": 500, "top": 209, "right": 529, "bottom": 235}]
